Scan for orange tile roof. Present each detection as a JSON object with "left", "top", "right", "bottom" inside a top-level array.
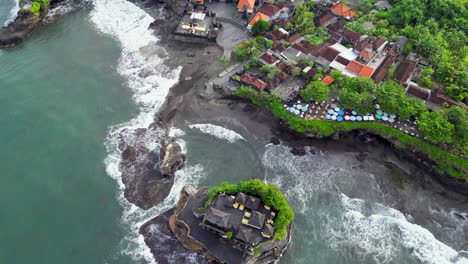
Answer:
[
  {"left": 345, "top": 60, "right": 364, "bottom": 75},
  {"left": 328, "top": 3, "right": 357, "bottom": 18},
  {"left": 321, "top": 75, "right": 334, "bottom": 86},
  {"left": 237, "top": 0, "right": 256, "bottom": 10},
  {"left": 359, "top": 66, "right": 375, "bottom": 77},
  {"left": 249, "top": 12, "right": 270, "bottom": 25},
  {"left": 359, "top": 50, "right": 374, "bottom": 59}
]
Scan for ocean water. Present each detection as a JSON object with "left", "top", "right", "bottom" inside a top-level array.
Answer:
[{"left": 1, "top": 1, "right": 467, "bottom": 264}]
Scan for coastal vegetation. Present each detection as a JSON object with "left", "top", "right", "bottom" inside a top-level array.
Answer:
[
  {"left": 343, "top": 0, "right": 467, "bottom": 102},
  {"left": 233, "top": 85, "right": 468, "bottom": 180},
  {"left": 251, "top": 19, "right": 270, "bottom": 36},
  {"left": 205, "top": 179, "right": 295, "bottom": 240}
]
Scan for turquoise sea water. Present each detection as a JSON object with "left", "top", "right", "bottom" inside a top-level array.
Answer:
[
  {"left": 1, "top": 1, "right": 467, "bottom": 264},
  {"left": 0, "top": 5, "right": 136, "bottom": 264}
]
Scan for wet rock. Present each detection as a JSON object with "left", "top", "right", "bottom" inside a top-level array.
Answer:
[
  {"left": 270, "top": 137, "right": 281, "bottom": 145},
  {"left": 355, "top": 152, "right": 369, "bottom": 162},
  {"left": 140, "top": 209, "right": 208, "bottom": 264},
  {"left": 160, "top": 138, "right": 186, "bottom": 178},
  {"left": 290, "top": 146, "right": 306, "bottom": 156}
]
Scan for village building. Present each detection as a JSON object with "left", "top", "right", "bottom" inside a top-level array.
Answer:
[
  {"left": 343, "top": 29, "right": 361, "bottom": 45},
  {"left": 321, "top": 75, "right": 334, "bottom": 86},
  {"left": 374, "top": 0, "right": 392, "bottom": 10},
  {"left": 200, "top": 192, "right": 278, "bottom": 250},
  {"left": 240, "top": 73, "right": 268, "bottom": 91},
  {"left": 174, "top": 2, "right": 221, "bottom": 42},
  {"left": 372, "top": 37, "right": 388, "bottom": 53},
  {"left": 328, "top": 3, "right": 357, "bottom": 20},
  {"left": 394, "top": 36, "right": 409, "bottom": 54},
  {"left": 394, "top": 60, "right": 416, "bottom": 86},
  {"left": 315, "top": 12, "right": 337, "bottom": 28},
  {"left": 326, "top": 18, "right": 347, "bottom": 32},
  {"left": 258, "top": 52, "right": 280, "bottom": 65},
  {"left": 344, "top": 60, "right": 374, "bottom": 78},
  {"left": 371, "top": 55, "right": 396, "bottom": 85},
  {"left": 247, "top": 12, "right": 270, "bottom": 29},
  {"left": 237, "top": 0, "right": 256, "bottom": 14}
]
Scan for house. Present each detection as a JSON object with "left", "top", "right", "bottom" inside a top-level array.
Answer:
[
  {"left": 394, "top": 60, "right": 416, "bottom": 85},
  {"left": 248, "top": 12, "right": 270, "bottom": 29},
  {"left": 394, "top": 36, "right": 408, "bottom": 54},
  {"left": 329, "top": 55, "right": 351, "bottom": 71},
  {"left": 258, "top": 52, "right": 280, "bottom": 65},
  {"left": 359, "top": 50, "right": 374, "bottom": 62},
  {"left": 292, "top": 40, "right": 316, "bottom": 54},
  {"left": 427, "top": 89, "right": 467, "bottom": 109},
  {"left": 326, "top": 18, "right": 347, "bottom": 32},
  {"left": 371, "top": 55, "right": 396, "bottom": 85},
  {"left": 316, "top": 46, "right": 341, "bottom": 68},
  {"left": 353, "top": 38, "right": 370, "bottom": 53},
  {"left": 237, "top": 0, "right": 256, "bottom": 13},
  {"left": 344, "top": 60, "right": 374, "bottom": 77},
  {"left": 264, "top": 28, "right": 288, "bottom": 41},
  {"left": 316, "top": 12, "right": 337, "bottom": 28},
  {"left": 258, "top": 4, "right": 281, "bottom": 17},
  {"left": 343, "top": 29, "right": 361, "bottom": 45},
  {"left": 374, "top": 0, "right": 392, "bottom": 10},
  {"left": 406, "top": 85, "right": 431, "bottom": 101},
  {"left": 330, "top": 31, "right": 343, "bottom": 42},
  {"left": 240, "top": 73, "right": 268, "bottom": 90},
  {"left": 276, "top": 71, "right": 289, "bottom": 81},
  {"left": 361, "top": 21, "right": 374, "bottom": 30},
  {"left": 286, "top": 33, "right": 301, "bottom": 44},
  {"left": 328, "top": 3, "right": 357, "bottom": 19},
  {"left": 372, "top": 37, "right": 388, "bottom": 53},
  {"left": 321, "top": 75, "right": 334, "bottom": 86}
]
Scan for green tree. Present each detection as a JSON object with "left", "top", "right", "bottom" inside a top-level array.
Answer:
[
  {"left": 30, "top": 1, "right": 41, "bottom": 15},
  {"left": 330, "top": 70, "right": 346, "bottom": 88},
  {"left": 443, "top": 106, "right": 468, "bottom": 146},
  {"left": 345, "top": 77, "right": 377, "bottom": 93},
  {"left": 419, "top": 77, "right": 433, "bottom": 88},
  {"left": 233, "top": 39, "right": 261, "bottom": 61},
  {"left": 418, "top": 111, "right": 454, "bottom": 143},
  {"left": 251, "top": 19, "right": 270, "bottom": 35},
  {"left": 339, "top": 88, "right": 374, "bottom": 114},
  {"left": 376, "top": 81, "right": 406, "bottom": 115},
  {"left": 291, "top": 67, "right": 302, "bottom": 77},
  {"left": 300, "top": 81, "right": 330, "bottom": 102},
  {"left": 285, "top": 22, "right": 294, "bottom": 30},
  {"left": 260, "top": 65, "right": 281, "bottom": 80}
]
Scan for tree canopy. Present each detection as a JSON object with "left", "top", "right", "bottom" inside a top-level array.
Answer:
[
  {"left": 251, "top": 19, "right": 270, "bottom": 35},
  {"left": 300, "top": 81, "right": 330, "bottom": 102},
  {"left": 418, "top": 111, "right": 455, "bottom": 143}
]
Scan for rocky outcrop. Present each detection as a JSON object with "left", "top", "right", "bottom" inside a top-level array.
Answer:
[
  {"left": 0, "top": 9, "right": 47, "bottom": 48},
  {"left": 159, "top": 137, "right": 186, "bottom": 178},
  {"left": 118, "top": 121, "right": 185, "bottom": 209},
  {"left": 139, "top": 208, "right": 208, "bottom": 264}
]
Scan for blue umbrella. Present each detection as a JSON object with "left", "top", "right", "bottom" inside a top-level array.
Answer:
[
  {"left": 376, "top": 110, "right": 383, "bottom": 115},
  {"left": 352, "top": 110, "right": 357, "bottom": 115},
  {"left": 338, "top": 110, "right": 344, "bottom": 116},
  {"left": 326, "top": 115, "right": 331, "bottom": 120},
  {"left": 350, "top": 116, "right": 356, "bottom": 121},
  {"left": 337, "top": 116, "right": 343, "bottom": 122},
  {"left": 356, "top": 116, "right": 363, "bottom": 121}
]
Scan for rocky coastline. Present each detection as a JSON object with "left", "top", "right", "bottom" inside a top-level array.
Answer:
[
  {"left": 0, "top": 0, "right": 66, "bottom": 48},
  {"left": 123, "top": 2, "right": 468, "bottom": 261}
]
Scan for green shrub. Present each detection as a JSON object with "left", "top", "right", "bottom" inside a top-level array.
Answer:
[
  {"left": 226, "top": 231, "right": 233, "bottom": 238},
  {"left": 233, "top": 85, "right": 468, "bottom": 180},
  {"left": 253, "top": 248, "right": 261, "bottom": 255},
  {"left": 30, "top": 1, "right": 41, "bottom": 16}
]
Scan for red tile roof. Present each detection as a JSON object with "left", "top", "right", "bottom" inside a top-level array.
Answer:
[
  {"left": 249, "top": 12, "right": 270, "bottom": 25},
  {"left": 321, "top": 75, "right": 334, "bottom": 86},
  {"left": 287, "top": 33, "right": 301, "bottom": 43},
  {"left": 394, "top": 61, "right": 416, "bottom": 84},
  {"left": 237, "top": 0, "right": 256, "bottom": 10},
  {"left": 277, "top": 71, "right": 289, "bottom": 80},
  {"left": 327, "top": 19, "right": 347, "bottom": 32},
  {"left": 321, "top": 47, "right": 340, "bottom": 62},
  {"left": 328, "top": 3, "right": 357, "bottom": 18},
  {"left": 343, "top": 29, "right": 361, "bottom": 43},
  {"left": 292, "top": 40, "right": 316, "bottom": 54},
  {"left": 360, "top": 66, "right": 375, "bottom": 77},
  {"left": 316, "top": 12, "right": 336, "bottom": 27},
  {"left": 372, "top": 37, "right": 387, "bottom": 50},
  {"left": 345, "top": 60, "right": 374, "bottom": 77},
  {"left": 259, "top": 53, "right": 279, "bottom": 64},
  {"left": 259, "top": 4, "right": 281, "bottom": 17},
  {"left": 240, "top": 73, "right": 267, "bottom": 90},
  {"left": 359, "top": 50, "right": 374, "bottom": 59}
]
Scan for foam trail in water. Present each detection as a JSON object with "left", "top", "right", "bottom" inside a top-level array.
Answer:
[
  {"left": 90, "top": 0, "right": 188, "bottom": 262},
  {"left": 3, "top": 0, "right": 20, "bottom": 26},
  {"left": 189, "top": 123, "right": 246, "bottom": 143},
  {"left": 261, "top": 144, "right": 468, "bottom": 264}
]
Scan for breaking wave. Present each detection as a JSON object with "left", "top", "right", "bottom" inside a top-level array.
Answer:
[
  {"left": 262, "top": 144, "right": 468, "bottom": 264},
  {"left": 189, "top": 123, "right": 246, "bottom": 143},
  {"left": 3, "top": 0, "right": 20, "bottom": 26},
  {"left": 89, "top": 0, "right": 190, "bottom": 262}
]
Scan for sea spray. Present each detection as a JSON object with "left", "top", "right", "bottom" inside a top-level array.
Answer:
[
  {"left": 3, "top": 0, "right": 20, "bottom": 26},
  {"left": 90, "top": 0, "right": 187, "bottom": 262},
  {"left": 261, "top": 144, "right": 468, "bottom": 264},
  {"left": 188, "top": 123, "right": 246, "bottom": 143}
]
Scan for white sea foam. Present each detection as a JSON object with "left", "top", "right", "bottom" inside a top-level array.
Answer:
[
  {"left": 3, "top": 0, "right": 20, "bottom": 26},
  {"left": 90, "top": 0, "right": 190, "bottom": 262},
  {"left": 329, "top": 194, "right": 468, "bottom": 264},
  {"left": 261, "top": 144, "right": 468, "bottom": 264},
  {"left": 188, "top": 123, "right": 246, "bottom": 143}
]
